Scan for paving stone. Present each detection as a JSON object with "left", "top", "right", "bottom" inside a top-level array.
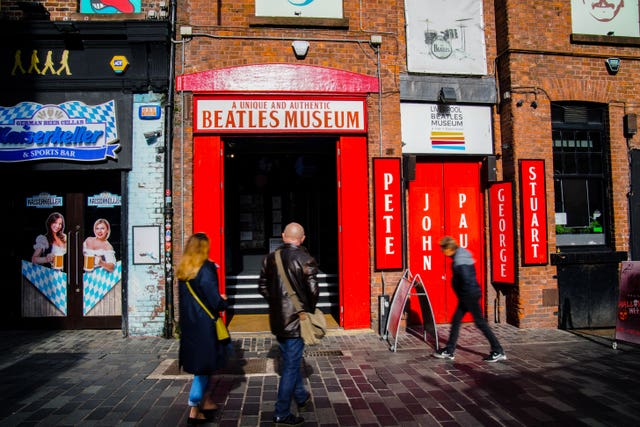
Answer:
[{"left": 0, "top": 326, "right": 639, "bottom": 426}]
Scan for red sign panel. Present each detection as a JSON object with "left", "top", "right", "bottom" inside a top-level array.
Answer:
[
  {"left": 519, "top": 159, "right": 548, "bottom": 265},
  {"left": 489, "top": 182, "right": 515, "bottom": 284},
  {"left": 373, "top": 158, "right": 403, "bottom": 270}
]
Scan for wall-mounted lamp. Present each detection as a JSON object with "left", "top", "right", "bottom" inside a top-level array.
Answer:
[
  {"left": 292, "top": 40, "right": 310, "bottom": 59},
  {"left": 54, "top": 22, "right": 78, "bottom": 33},
  {"left": 516, "top": 100, "right": 524, "bottom": 107},
  {"left": 438, "top": 86, "right": 457, "bottom": 103},
  {"left": 531, "top": 101, "right": 538, "bottom": 109},
  {"left": 624, "top": 113, "right": 637, "bottom": 136},
  {"left": 54, "top": 21, "right": 83, "bottom": 49}
]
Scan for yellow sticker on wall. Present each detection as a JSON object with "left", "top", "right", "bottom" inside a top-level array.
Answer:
[{"left": 109, "top": 55, "right": 129, "bottom": 74}]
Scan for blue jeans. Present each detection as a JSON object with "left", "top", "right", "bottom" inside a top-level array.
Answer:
[
  {"left": 188, "top": 375, "right": 209, "bottom": 407},
  {"left": 275, "top": 337, "right": 308, "bottom": 418}
]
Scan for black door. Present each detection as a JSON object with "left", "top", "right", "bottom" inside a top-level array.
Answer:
[{"left": 3, "top": 171, "right": 122, "bottom": 329}]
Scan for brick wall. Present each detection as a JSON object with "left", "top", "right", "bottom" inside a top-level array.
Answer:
[{"left": 495, "top": 0, "right": 635, "bottom": 327}]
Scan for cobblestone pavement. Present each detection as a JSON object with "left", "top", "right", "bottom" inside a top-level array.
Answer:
[{"left": 0, "top": 324, "right": 639, "bottom": 426}]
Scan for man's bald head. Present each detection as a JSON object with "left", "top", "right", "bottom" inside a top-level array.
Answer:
[{"left": 282, "top": 222, "right": 305, "bottom": 245}]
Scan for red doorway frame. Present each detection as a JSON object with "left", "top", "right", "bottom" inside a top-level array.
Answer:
[
  {"left": 192, "top": 135, "right": 370, "bottom": 329},
  {"left": 182, "top": 64, "right": 377, "bottom": 329}
]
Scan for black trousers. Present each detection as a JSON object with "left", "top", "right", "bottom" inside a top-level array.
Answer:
[{"left": 445, "top": 295, "right": 503, "bottom": 354}]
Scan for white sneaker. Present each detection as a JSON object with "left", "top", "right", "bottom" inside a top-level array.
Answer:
[
  {"left": 433, "top": 349, "right": 455, "bottom": 360},
  {"left": 483, "top": 351, "right": 507, "bottom": 362}
]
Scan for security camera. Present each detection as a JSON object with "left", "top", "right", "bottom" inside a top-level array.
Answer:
[{"left": 144, "top": 130, "right": 162, "bottom": 139}]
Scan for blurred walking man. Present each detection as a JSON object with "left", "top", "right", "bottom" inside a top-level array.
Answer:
[{"left": 433, "top": 236, "right": 506, "bottom": 362}]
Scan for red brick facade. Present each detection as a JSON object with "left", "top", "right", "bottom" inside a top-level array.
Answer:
[
  {"left": 10, "top": 0, "right": 634, "bottom": 331},
  {"left": 172, "top": 0, "right": 636, "bottom": 330},
  {"left": 495, "top": 0, "right": 635, "bottom": 328}
]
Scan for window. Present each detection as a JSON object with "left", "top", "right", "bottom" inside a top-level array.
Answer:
[{"left": 552, "top": 103, "right": 610, "bottom": 247}]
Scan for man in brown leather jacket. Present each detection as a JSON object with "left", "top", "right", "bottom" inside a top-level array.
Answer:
[{"left": 259, "top": 222, "right": 318, "bottom": 426}]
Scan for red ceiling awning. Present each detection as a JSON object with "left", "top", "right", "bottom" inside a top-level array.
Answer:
[{"left": 176, "top": 63, "right": 378, "bottom": 94}]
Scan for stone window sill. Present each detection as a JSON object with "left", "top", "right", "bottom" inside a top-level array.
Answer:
[{"left": 571, "top": 33, "right": 640, "bottom": 46}]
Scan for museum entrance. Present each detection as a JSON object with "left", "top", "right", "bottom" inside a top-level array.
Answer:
[{"left": 223, "top": 137, "right": 339, "bottom": 325}]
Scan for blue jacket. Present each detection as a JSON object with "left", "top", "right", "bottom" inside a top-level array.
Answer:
[{"left": 450, "top": 247, "right": 482, "bottom": 299}]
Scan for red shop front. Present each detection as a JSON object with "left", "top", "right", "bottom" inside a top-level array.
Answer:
[
  {"left": 401, "top": 102, "right": 495, "bottom": 325},
  {"left": 176, "top": 64, "right": 377, "bottom": 329},
  {"left": 407, "top": 160, "right": 486, "bottom": 323}
]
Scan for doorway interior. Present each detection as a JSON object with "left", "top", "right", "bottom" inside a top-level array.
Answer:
[{"left": 223, "top": 137, "right": 340, "bottom": 326}]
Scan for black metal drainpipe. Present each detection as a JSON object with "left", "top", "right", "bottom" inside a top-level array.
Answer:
[{"left": 163, "top": 0, "right": 177, "bottom": 339}]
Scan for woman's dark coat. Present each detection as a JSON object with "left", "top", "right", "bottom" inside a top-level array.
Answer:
[{"left": 179, "top": 260, "right": 229, "bottom": 375}]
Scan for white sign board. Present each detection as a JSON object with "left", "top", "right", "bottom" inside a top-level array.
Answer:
[
  {"left": 255, "top": 0, "right": 343, "bottom": 19},
  {"left": 401, "top": 103, "right": 493, "bottom": 155},
  {"left": 405, "top": 0, "right": 487, "bottom": 75},
  {"left": 195, "top": 98, "right": 366, "bottom": 133},
  {"left": 571, "top": 0, "right": 639, "bottom": 37}
]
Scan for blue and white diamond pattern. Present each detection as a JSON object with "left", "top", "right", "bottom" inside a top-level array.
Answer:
[
  {"left": 83, "top": 261, "right": 122, "bottom": 315},
  {"left": 0, "top": 100, "right": 117, "bottom": 142},
  {"left": 21, "top": 260, "right": 67, "bottom": 315}
]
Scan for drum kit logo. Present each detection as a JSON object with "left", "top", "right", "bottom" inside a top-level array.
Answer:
[{"left": 423, "top": 19, "right": 471, "bottom": 60}]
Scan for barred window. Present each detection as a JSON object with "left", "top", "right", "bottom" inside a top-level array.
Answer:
[{"left": 552, "top": 103, "right": 610, "bottom": 247}]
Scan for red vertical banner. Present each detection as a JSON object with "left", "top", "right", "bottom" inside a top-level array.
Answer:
[
  {"left": 519, "top": 159, "right": 548, "bottom": 265},
  {"left": 373, "top": 158, "right": 403, "bottom": 270},
  {"left": 489, "top": 182, "right": 516, "bottom": 284}
]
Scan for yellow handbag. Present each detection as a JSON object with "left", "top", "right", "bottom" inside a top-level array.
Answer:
[{"left": 186, "top": 280, "right": 230, "bottom": 342}]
